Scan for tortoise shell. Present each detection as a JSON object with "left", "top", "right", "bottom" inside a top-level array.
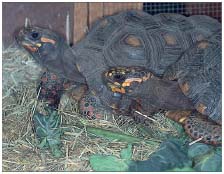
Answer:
[{"left": 73, "top": 10, "right": 221, "bottom": 124}]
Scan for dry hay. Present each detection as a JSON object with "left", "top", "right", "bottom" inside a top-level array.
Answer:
[{"left": 2, "top": 45, "right": 181, "bottom": 172}]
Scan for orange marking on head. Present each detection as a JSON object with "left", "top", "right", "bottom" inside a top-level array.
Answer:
[
  {"left": 24, "top": 45, "right": 38, "bottom": 52},
  {"left": 122, "top": 74, "right": 152, "bottom": 87},
  {"left": 41, "top": 37, "right": 56, "bottom": 44},
  {"left": 111, "top": 87, "right": 125, "bottom": 94},
  {"left": 122, "top": 82, "right": 131, "bottom": 87},
  {"left": 124, "top": 78, "right": 142, "bottom": 83}
]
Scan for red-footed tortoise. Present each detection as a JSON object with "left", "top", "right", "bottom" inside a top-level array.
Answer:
[
  {"left": 103, "top": 66, "right": 221, "bottom": 145},
  {"left": 16, "top": 10, "right": 221, "bottom": 147}
]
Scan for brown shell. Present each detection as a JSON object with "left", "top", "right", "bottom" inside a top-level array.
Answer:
[{"left": 74, "top": 10, "right": 221, "bottom": 125}]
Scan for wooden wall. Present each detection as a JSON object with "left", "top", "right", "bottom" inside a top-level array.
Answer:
[
  {"left": 73, "top": 2, "right": 143, "bottom": 43},
  {"left": 2, "top": 2, "right": 74, "bottom": 49},
  {"left": 2, "top": 2, "right": 143, "bottom": 48}
]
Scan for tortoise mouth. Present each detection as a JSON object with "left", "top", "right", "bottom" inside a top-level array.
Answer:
[
  {"left": 104, "top": 66, "right": 154, "bottom": 94},
  {"left": 16, "top": 38, "right": 39, "bottom": 53}
]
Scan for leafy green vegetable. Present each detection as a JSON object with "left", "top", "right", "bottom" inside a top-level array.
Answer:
[
  {"left": 129, "top": 139, "right": 192, "bottom": 172},
  {"left": 120, "top": 144, "right": 132, "bottom": 160},
  {"left": 86, "top": 126, "right": 159, "bottom": 146},
  {"left": 188, "top": 143, "right": 222, "bottom": 172},
  {"left": 188, "top": 143, "right": 212, "bottom": 159},
  {"left": 89, "top": 144, "right": 133, "bottom": 171},
  {"left": 90, "top": 155, "right": 129, "bottom": 171},
  {"left": 33, "top": 107, "right": 63, "bottom": 158}
]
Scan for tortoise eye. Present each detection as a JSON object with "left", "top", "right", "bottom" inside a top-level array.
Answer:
[{"left": 30, "top": 31, "right": 40, "bottom": 40}]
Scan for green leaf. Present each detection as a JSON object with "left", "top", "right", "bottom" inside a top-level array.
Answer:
[
  {"left": 51, "top": 145, "right": 63, "bottom": 158},
  {"left": 33, "top": 108, "right": 63, "bottom": 158},
  {"left": 90, "top": 144, "right": 133, "bottom": 171},
  {"left": 37, "top": 137, "right": 47, "bottom": 149},
  {"left": 90, "top": 155, "right": 129, "bottom": 171},
  {"left": 194, "top": 151, "right": 222, "bottom": 172},
  {"left": 188, "top": 143, "right": 212, "bottom": 159},
  {"left": 188, "top": 143, "right": 222, "bottom": 172},
  {"left": 86, "top": 126, "right": 159, "bottom": 146},
  {"left": 120, "top": 144, "right": 132, "bottom": 161},
  {"left": 128, "top": 139, "right": 192, "bottom": 172}
]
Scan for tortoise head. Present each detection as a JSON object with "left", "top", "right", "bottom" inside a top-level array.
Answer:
[
  {"left": 16, "top": 26, "right": 62, "bottom": 63},
  {"left": 16, "top": 26, "right": 86, "bottom": 84},
  {"left": 104, "top": 66, "right": 154, "bottom": 94}
]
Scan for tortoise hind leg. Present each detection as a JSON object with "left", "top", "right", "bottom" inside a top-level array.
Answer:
[
  {"left": 165, "top": 110, "right": 221, "bottom": 146},
  {"left": 184, "top": 112, "right": 221, "bottom": 146}
]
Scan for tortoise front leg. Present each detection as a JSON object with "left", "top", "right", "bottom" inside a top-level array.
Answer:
[
  {"left": 33, "top": 71, "right": 74, "bottom": 157},
  {"left": 37, "top": 71, "right": 71, "bottom": 109}
]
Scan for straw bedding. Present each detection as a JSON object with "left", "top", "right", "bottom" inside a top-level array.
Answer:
[{"left": 2, "top": 45, "right": 180, "bottom": 172}]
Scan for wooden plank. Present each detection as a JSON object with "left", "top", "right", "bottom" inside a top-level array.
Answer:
[
  {"left": 89, "top": 2, "right": 104, "bottom": 28},
  {"left": 73, "top": 2, "right": 143, "bottom": 44},
  {"left": 73, "top": 3, "right": 88, "bottom": 44},
  {"left": 3, "top": 2, "right": 74, "bottom": 48},
  {"left": 103, "top": 2, "right": 143, "bottom": 16}
]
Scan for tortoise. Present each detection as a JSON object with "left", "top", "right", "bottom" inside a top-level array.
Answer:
[
  {"left": 16, "top": 10, "right": 221, "bottom": 148},
  {"left": 103, "top": 66, "right": 221, "bottom": 145}
]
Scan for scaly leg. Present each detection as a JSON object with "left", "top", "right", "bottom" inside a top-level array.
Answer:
[{"left": 33, "top": 71, "right": 75, "bottom": 157}]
